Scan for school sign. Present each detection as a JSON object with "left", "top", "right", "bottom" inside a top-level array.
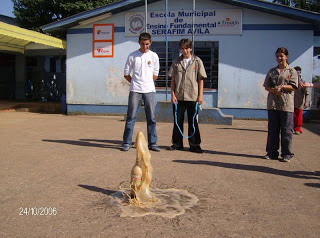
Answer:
[{"left": 125, "top": 9, "right": 242, "bottom": 36}]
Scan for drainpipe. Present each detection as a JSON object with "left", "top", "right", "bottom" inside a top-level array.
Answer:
[
  {"left": 145, "top": 0, "right": 148, "bottom": 32},
  {"left": 165, "top": 0, "right": 169, "bottom": 101},
  {"left": 192, "top": 0, "right": 195, "bottom": 52}
]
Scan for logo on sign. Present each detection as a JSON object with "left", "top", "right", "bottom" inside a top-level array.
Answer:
[
  {"left": 217, "top": 17, "right": 239, "bottom": 27},
  {"left": 96, "top": 29, "right": 110, "bottom": 35},
  {"left": 129, "top": 14, "right": 144, "bottom": 34},
  {"left": 97, "top": 48, "right": 110, "bottom": 53}
]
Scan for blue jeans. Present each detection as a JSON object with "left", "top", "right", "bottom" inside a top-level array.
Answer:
[
  {"left": 266, "top": 110, "right": 294, "bottom": 158},
  {"left": 123, "top": 91, "right": 158, "bottom": 147}
]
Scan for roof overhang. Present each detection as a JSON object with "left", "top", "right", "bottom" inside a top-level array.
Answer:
[
  {"left": 41, "top": 0, "right": 320, "bottom": 36},
  {"left": 0, "top": 21, "right": 66, "bottom": 54}
]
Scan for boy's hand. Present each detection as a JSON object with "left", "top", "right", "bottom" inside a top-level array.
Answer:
[
  {"left": 197, "top": 95, "right": 203, "bottom": 105},
  {"left": 274, "top": 86, "right": 283, "bottom": 95},
  {"left": 124, "top": 75, "right": 131, "bottom": 83},
  {"left": 302, "top": 82, "right": 312, "bottom": 89},
  {"left": 304, "top": 102, "right": 308, "bottom": 109},
  {"left": 171, "top": 94, "right": 177, "bottom": 104}
]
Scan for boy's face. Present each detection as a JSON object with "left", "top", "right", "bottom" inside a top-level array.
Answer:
[
  {"left": 139, "top": 39, "right": 151, "bottom": 53},
  {"left": 180, "top": 44, "right": 192, "bottom": 58},
  {"left": 296, "top": 70, "right": 301, "bottom": 76},
  {"left": 276, "top": 52, "right": 288, "bottom": 66}
]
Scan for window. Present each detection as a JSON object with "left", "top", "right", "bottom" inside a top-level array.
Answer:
[
  {"left": 50, "top": 57, "right": 56, "bottom": 73},
  {"left": 151, "top": 41, "right": 219, "bottom": 89}
]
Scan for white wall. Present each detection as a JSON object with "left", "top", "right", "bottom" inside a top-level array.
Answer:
[
  {"left": 67, "top": 33, "right": 134, "bottom": 104},
  {"left": 218, "top": 30, "right": 313, "bottom": 108},
  {"left": 66, "top": 0, "right": 315, "bottom": 109}
]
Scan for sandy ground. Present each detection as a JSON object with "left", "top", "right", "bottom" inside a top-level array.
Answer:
[{"left": 0, "top": 111, "right": 319, "bottom": 238}]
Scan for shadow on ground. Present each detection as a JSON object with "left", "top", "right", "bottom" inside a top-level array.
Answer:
[
  {"left": 78, "top": 185, "right": 117, "bottom": 195},
  {"left": 216, "top": 128, "right": 267, "bottom": 133},
  {"left": 204, "top": 149, "right": 265, "bottom": 159},
  {"left": 173, "top": 160, "right": 320, "bottom": 181},
  {"left": 304, "top": 183, "right": 320, "bottom": 188},
  {"left": 42, "top": 139, "right": 124, "bottom": 150},
  {"left": 302, "top": 123, "right": 320, "bottom": 136}
]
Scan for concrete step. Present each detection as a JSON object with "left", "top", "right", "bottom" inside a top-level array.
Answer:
[{"left": 130, "top": 101, "right": 233, "bottom": 125}]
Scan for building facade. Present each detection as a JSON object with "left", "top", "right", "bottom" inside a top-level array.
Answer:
[{"left": 43, "top": 0, "right": 320, "bottom": 119}]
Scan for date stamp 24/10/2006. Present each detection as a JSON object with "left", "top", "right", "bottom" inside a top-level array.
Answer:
[{"left": 19, "top": 207, "right": 57, "bottom": 216}]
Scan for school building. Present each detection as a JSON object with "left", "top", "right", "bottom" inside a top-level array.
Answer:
[{"left": 42, "top": 0, "right": 320, "bottom": 121}]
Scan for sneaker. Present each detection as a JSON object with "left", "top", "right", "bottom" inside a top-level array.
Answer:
[
  {"left": 149, "top": 145, "right": 161, "bottom": 152},
  {"left": 281, "top": 155, "right": 293, "bottom": 162},
  {"left": 263, "top": 154, "right": 271, "bottom": 160},
  {"left": 167, "top": 145, "right": 184, "bottom": 151},
  {"left": 121, "top": 144, "right": 131, "bottom": 151},
  {"left": 190, "top": 146, "right": 204, "bottom": 154},
  {"left": 263, "top": 154, "right": 278, "bottom": 160},
  {"left": 294, "top": 131, "right": 301, "bottom": 135}
]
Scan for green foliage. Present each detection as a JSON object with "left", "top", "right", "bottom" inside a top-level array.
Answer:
[
  {"left": 12, "top": 0, "right": 119, "bottom": 32},
  {"left": 272, "top": 0, "right": 320, "bottom": 12}
]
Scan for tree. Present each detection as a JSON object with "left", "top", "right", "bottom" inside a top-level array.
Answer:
[
  {"left": 272, "top": 0, "right": 320, "bottom": 13},
  {"left": 12, "top": 0, "right": 119, "bottom": 33}
]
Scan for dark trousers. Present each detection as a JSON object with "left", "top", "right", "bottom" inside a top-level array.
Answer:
[
  {"left": 266, "top": 110, "right": 294, "bottom": 158},
  {"left": 172, "top": 100, "right": 201, "bottom": 148}
]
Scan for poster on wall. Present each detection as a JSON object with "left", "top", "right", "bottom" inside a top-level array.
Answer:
[
  {"left": 93, "top": 24, "right": 114, "bottom": 57},
  {"left": 125, "top": 9, "right": 242, "bottom": 36}
]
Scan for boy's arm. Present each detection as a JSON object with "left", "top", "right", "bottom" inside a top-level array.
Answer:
[
  {"left": 124, "top": 55, "right": 132, "bottom": 83},
  {"left": 197, "top": 78, "right": 204, "bottom": 105},
  {"left": 124, "top": 75, "right": 132, "bottom": 83},
  {"left": 263, "top": 72, "right": 283, "bottom": 95},
  {"left": 283, "top": 69, "right": 298, "bottom": 92},
  {"left": 171, "top": 76, "right": 177, "bottom": 103},
  {"left": 303, "top": 79, "right": 309, "bottom": 109},
  {"left": 269, "top": 70, "right": 297, "bottom": 93},
  {"left": 197, "top": 59, "right": 206, "bottom": 105},
  {"left": 264, "top": 86, "right": 283, "bottom": 95},
  {"left": 153, "top": 54, "right": 160, "bottom": 81},
  {"left": 302, "top": 82, "right": 320, "bottom": 89},
  {"left": 304, "top": 94, "right": 309, "bottom": 109},
  {"left": 279, "top": 84, "right": 295, "bottom": 92}
]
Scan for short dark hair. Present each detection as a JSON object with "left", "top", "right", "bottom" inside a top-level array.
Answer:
[
  {"left": 179, "top": 38, "right": 192, "bottom": 49},
  {"left": 139, "top": 32, "right": 151, "bottom": 42},
  {"left": 294, "top": 66, "right": 301, "bottom": 72},
  {"left": 275, "top": 47, "right": 289, "bottom": 56}
]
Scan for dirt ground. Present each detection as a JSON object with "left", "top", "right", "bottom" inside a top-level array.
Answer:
[{"left": 0, "top": 111, "right": 319, "bottom": 238}]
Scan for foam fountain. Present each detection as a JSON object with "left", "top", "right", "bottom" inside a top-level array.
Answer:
[
  {"left": 109, "top": 132, "right": 198, "bottom": 218},
  {"left": 129, "top": 131, "right": 158, "bottom": 204}
]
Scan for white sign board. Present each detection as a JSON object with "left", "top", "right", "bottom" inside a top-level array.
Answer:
[
  {"left": 93, "top": 24, "right": 113, "bottom": 41},
  {"left": 93, "top": 42, "right": 113, "bottom": 57},
  {"left": 92, "top": 24, "right": 114, "bottom": 57},
  {"left": 125, "top": 9, "right": 242, "bottom": 36}
]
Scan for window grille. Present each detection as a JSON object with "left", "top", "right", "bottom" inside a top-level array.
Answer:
[{"left": 151, "top": 41, "right": 219, "bottom": 89}]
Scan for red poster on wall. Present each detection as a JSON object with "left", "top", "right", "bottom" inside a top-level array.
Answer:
[{"left": 92, "top": 24, "right": 114, "bottom": 57}]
